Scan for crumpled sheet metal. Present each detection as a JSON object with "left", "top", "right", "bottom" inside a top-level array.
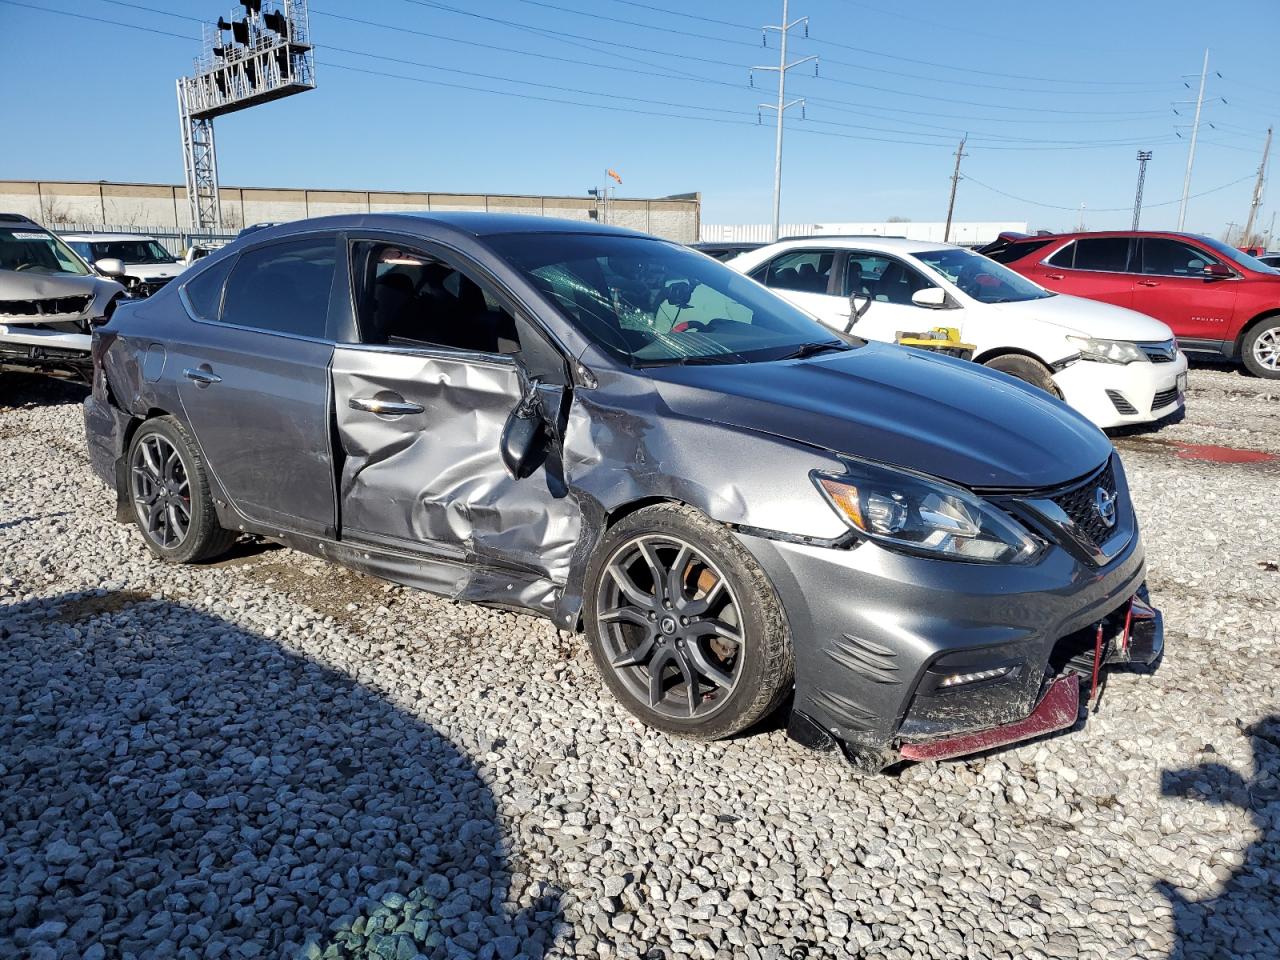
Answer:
[
  {"left": 333, "top": 348, "right": 581, "bottom": 599},
  {"left": 552, "top": 365, "right": 852, "bottom": 623}
]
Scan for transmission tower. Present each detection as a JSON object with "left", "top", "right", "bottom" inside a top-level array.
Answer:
[
  {"left": 1132, "top": 151, "right": 1152, "bottom": 230},
  {"left": 751, "top": 0, "right": 817, "bottom": 242},
  {"left": 177, "top": 0, "right": 317, "bottom": 229}
]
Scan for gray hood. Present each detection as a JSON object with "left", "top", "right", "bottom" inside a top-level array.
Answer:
[
  {"left": 0, "top": 270, "right": 102, "bottom": 299},
  {"left": 647, "top": 342, "right": 1112, "bottom": 490}
]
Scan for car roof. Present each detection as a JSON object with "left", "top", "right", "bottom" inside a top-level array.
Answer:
[
  {"left": 60, "top": 233, "right": 161, "bottom": 242},
  {"left": 241, "top": 211, "right": 655, "bottom": 245},
  {"left": 754, "top": 236, "right": 959, "bottom": 255},
  {"left": 1004, "top": 229, "right": 1213, "bottom": 243}
]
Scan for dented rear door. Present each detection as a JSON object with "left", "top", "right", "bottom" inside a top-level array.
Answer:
[{"left": 330, "top": 345, "right": 580, "bottom": 585}]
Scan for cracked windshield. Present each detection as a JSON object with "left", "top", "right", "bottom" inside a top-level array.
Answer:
[{"left": 491, "top": 233, "right": 851, "bottom": 365}]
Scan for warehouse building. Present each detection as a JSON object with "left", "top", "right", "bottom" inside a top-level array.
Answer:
[{"left": 0, "top": 179, "right": 702, "bottom": 243}]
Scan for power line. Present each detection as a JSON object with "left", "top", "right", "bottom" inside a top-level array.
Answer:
[
  {"left": 20, "top": 0, "right": 1265, "bottom": 157},
  {"left": 963, "top": 172, "right": 1254, "bottom": 212}
]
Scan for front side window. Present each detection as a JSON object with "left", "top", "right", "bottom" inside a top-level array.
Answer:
[
  {"left": 913, "top": 247, "right": 1051, "bottom": 304},
  {"left": 1140, "top": 238, "right": 1219, "bottom": 276},
  {"left": 350, "top": 242, "right": 521, "bottom": 355},
  {"left": 1048, "top": 237, "right": 1132, "bottom": 273},
  {"left": 89, "top": 240, "right": 176, "bottom": 265},
  {"left": 0, "top": 227, "right": 91, "bottom": 277},
  {"left": 846, "top": 253, "right": 939, "bottom": 305},
  {"left": 221, "top": 237, "right": 336, "bottom": 338},
  {"left": 759, "top": 249, "right": 836, "bottom": 294},
  {"left": 490, "top": 233, "right": 852, "bottom": 366}
]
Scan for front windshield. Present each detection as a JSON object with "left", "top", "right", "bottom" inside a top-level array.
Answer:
[
  {"left": 89, "top": 240, "right": 175, "bottom": 264},
  {"left": 0, "top": 227, "right": 91, "bottom": 277},
  {"left": 488, "top": 233, "right": 854, "bottom": 365},
  {"left": 1194, "top": 235, "right": 1276, "bottom": 273},
  {"left": 914, "top": 247, "right": 1053, "bottom": 304}
]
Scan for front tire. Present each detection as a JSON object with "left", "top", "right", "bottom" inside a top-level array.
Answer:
[
  {"left": 127, "top": 416, "right": 237, "bottom": 563},
  {"left": 1241, "top": 319, "right": 1280, "bottom": 379},
  {"left": 983, "top": 353, "right": 1062, "bottom": 398},
  {"left": 584, "top": 503, "right": 793, "bottom": 740}
]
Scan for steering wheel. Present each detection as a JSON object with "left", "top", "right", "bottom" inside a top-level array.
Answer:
[{"left": 844, "top": 291, "right": 872, "bottom": 332}]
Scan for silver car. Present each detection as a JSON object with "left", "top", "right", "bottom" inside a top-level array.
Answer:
[
  {"left": 0, "top": 214, "right": 126, "bottom": 377},
  {"left": 83, "top": 214, "right": 1163, "bottom": 769}
]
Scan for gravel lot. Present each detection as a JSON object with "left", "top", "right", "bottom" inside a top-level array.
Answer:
[{"left": 0, "top": 366, "right": 1277, "bottom": 960}]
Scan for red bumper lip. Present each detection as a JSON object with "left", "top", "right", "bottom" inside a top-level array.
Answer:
[{"left": 898, "top": 672, "right": 1081, "bottom": 763}]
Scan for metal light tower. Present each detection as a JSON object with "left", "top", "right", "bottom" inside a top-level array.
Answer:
[
  {"left": 177, "top": 0, "right": 317, "bottom": 228},
  {"left": 1132, "top": 151, "right": 1152, "bottom": 230}
]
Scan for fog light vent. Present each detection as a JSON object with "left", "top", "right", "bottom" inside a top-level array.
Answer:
[{"left": 938, "top": 666, "right": 1012, "bottom": 689}]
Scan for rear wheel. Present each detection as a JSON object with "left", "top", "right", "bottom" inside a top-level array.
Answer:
[
  {"left": 983, "top": 353, "right": 1062, "bottom": 398},
  {"left": 127, "top": 417, "right": 237, "bottom": 563},
  {"left": 1241, "top": 319, "right": 1280, "bottom": 379},
  {"left": 585, "top": 503, "right": 793, "bottom": 740}
]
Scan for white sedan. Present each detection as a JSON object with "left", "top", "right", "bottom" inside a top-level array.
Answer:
[{"left": 726, "top": 237, "right": 1188, "bottom": 429}]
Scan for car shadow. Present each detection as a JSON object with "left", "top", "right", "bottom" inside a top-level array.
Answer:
[
  {"left": 0, "top": 590, "right": 561, "bottom": 958},
  {"left": 1157, "top": 715, "right": 1280, "bottom": 959},
  {"left": 0, "top": 371, "right": 89, "bottom": 408}
]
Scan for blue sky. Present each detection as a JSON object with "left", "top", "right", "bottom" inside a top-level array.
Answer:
[{"left": 2, "top": 0, "right": 1278, "bottom": 234}]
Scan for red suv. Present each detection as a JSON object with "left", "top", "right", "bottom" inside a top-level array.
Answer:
[{"left": 982, "top": 231, "right": 1280, "bottom": 379}]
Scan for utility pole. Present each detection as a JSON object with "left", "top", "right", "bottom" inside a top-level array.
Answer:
[
  {"left": 1077, "top": 202, "right": 1087, "bottom": 232},
  {"left": 943, "top": 134, "right": 967, "bottom": 243},
  {"left": 1132, "top": 150, "right": 1153, "bottom": 230},
  {"left": 1268, "top": 211, "right": 1277, "bottom": 250},
  {"left": 1243, "top": 126, "right": 1272, "bottom": 246},
  {"left": 752, "top": 1, "right": 816, "bottom": 242},
  {"left": 1178, "top": 49, "right": 1209, "bottom": 231}
]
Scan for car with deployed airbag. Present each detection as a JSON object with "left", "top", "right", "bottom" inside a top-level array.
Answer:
[{"left": 83, "top": 213, "right": 1162, "bottom": 769}]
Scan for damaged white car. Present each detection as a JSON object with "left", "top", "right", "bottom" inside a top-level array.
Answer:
[
  {"left": 0, "top": 214, "right": 126, "bottom": 378},
  {"left": 63, "top": 232, "right": 187, "bottom": 299}
]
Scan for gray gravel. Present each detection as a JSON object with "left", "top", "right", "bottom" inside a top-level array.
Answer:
[{"left": 0, "top": 365, "right": 1277, "bottom": 960}]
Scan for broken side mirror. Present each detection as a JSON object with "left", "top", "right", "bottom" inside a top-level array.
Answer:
[{"left": 501, "top": 376, "right": 562, "bottom": 480}]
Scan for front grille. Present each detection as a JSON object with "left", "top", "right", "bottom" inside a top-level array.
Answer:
[
  {"left": 0, "top": 295, "right": 92, "bottom": 317},
  {"left": 1137, "top": 339, "right": 1177, "bottom": 362},
  {"left": 132, "top": 278, "right": 172, "bottom": 298},
  {"left": 1151, "top": 386, "right": 1179, "bottom": 411},
  {"left": 1105, "top": 389, "right": 1138, "bottom": 415},
  {"left": 1050, "top": 459, "right": 1118, "bottom": 550}
]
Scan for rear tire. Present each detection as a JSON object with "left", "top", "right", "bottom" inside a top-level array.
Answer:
[
  {"left": 127, "top": 416, "right": 237, "bottom": 564},
  {"left": 983, "top": 353, "right": 1062, "bottom": 398},
  {"left": 1241, "top": 318, "right": 1280, "bottom": 379},
  {"left": 584, "top": 503, "right": 793, "bottom": 741}
]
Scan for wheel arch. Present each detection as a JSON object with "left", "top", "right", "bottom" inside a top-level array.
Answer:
[
  {"left": 971, "top": 344, "right": 1056, "bottom": 369},
  {"left": 1233, "top": 308, "right": 1280, "bottom": 358}
]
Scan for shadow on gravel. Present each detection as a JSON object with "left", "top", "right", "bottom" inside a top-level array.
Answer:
[
  {"left": 0, "top": 371, "right": 88, "bottom": 409},
  {"left": 1159, "top": 715, "right": 1280, "bottom": 959},
  {"left": 0, "top": 591, "right": 561, "bottom": 959}
]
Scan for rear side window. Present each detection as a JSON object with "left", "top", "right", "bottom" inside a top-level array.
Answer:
[
  {"left": 759, "top": 249, "right": 836, "bottom": 294},
  {"left": 984, "top": 238, "right": 1054, "bottom": 264},
  {"left": 1047, "top": 238, "right": 1132, "bottom": 272},
  {"left": 221, "top": 237, "right": 336, "bottom": 338},
  {"left": 183, "top": 255, "right": 236, "bottom": 321}
]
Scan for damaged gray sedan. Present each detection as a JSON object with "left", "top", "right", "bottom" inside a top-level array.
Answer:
[{"left": 84, "top": 214, "right": 1162, "bottom": 769}]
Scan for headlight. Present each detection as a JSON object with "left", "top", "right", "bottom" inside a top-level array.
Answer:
[
  {"left": 1066, "top": 336, "right": 1146, "bottom": 364},
  {"left": 813, "top": 461, "right": 1041, "bottom": 564}
]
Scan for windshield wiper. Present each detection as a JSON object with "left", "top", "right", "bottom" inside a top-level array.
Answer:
[
  {"left": 633, "top": 353, "right": 743, "bottom": 368},
  {"left": 776, "top": 341, "right": 849, "bottom": 361}
]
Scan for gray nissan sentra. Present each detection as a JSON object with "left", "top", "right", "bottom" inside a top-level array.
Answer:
[{"left": 83, "top": 214, "right": 1163, "bottom": 769}]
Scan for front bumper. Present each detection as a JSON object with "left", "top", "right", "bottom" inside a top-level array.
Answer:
[
  {"left": 738, "top": 525, "right": 1156, "bottom": 768},
  {"left": 0, "top": 322, "right": 92, "bottom": 361},
  {"left": 1053, "top": 353, "right": 1188, "bottom": 429}
]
